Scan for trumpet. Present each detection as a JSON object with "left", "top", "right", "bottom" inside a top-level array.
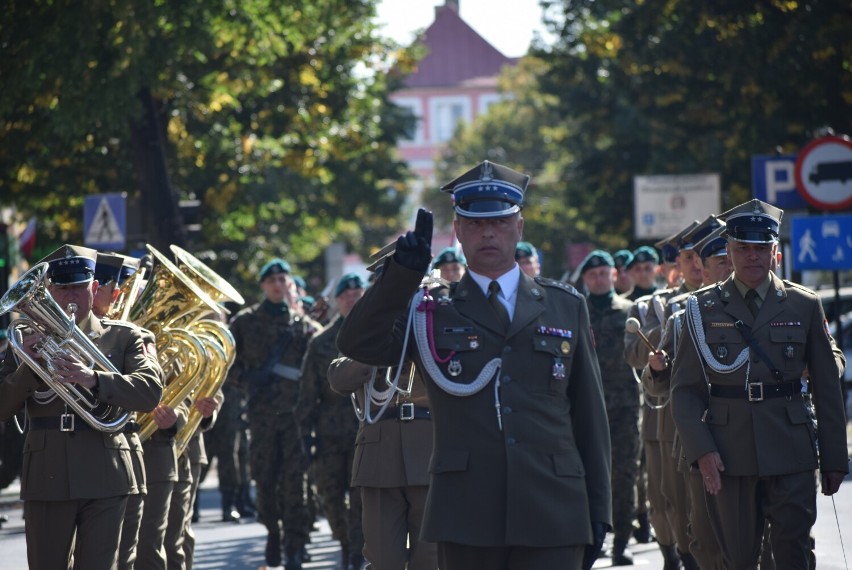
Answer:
[{"left": 0, "top": 263, "right": 131, "bottom": 432}]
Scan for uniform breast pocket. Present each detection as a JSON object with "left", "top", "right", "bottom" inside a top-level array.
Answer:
[
  {"left": 432, "top": 325, "right": 482, "bottom": 380},
  {"left": 769, "top": 328, "right": 806, "bottom": 376},
  {"left": 703, "top": 328, "right": 743, "bottom": 366},
  {"left": 532, "top": 334, "right": 573, "bottom": 394}
]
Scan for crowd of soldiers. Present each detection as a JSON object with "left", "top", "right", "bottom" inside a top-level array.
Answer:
[{"left": 0, "top": 158, "right": 848, "bottom": 570}]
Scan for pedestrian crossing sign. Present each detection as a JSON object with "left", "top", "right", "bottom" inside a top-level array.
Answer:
[{"left": 84, "top": 193, "right": 126, "bottom": 250}]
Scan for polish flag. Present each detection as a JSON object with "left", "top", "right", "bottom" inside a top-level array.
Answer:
[{"left": 18, "top": 217, "right": 36, "bottom": 258}]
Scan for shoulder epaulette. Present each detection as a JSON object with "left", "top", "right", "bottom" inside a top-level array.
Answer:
[
  {"left": 693, "top": 282, "right": 719, "bottom": 296},
  {"left": 100, "top": 318, "right": 136, "bottom": 329},
  {"left": 668, "top": 290, "right": 692, "bottom": 305},
  {"left": 535, "top": 276, "right": 582, "bottom": 298},
  {"left": 782, "top": 280, "right": 818, "bottom": 297}
]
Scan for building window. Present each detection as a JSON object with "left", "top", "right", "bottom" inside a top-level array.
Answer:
[
  {"left": 392, "top": 97, "right": 424, "bottom": 145},
  {"left": 478, "top": 93, "right": 502, "bottom": 114},
  {"left": 430, "top": 96, "right": 471, "bottom": 143}
]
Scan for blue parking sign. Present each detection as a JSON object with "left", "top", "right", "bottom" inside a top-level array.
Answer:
[{"left": 752, "top": 155, "right": 808, "bottom": 209}]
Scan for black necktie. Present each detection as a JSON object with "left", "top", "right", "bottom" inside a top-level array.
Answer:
[
  {"left": 488, "top": 280, "right": 510, "bottom": 330},
  {"left": 745, "top": 289, "right": 760, "bottom": 317}
]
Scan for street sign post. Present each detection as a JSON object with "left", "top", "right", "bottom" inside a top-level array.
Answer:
[
  {"left": 790, "top": 214, "right": 852, "bottom": 271},
  {"left": 633, "top": 173, "right": 720, "bottom": 239},
  {"left": 84, "top": 193, "right": 126, "bottom": 250},
  {"left": 751, "top": 154, "right": 808, "bottom": 209},
  {"left": 794, "top": 136, "right": 852, "bottom": 211}
]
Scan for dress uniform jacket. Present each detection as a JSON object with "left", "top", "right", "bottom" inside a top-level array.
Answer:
[
  {"left": 328, "top": 357, "right": 432, "bottom": 488},
  {"left": 337, "top": 259, "right": 612, "bottom": 548},
  {"left": 0, "top": 313, "right": 163, "bottom": 500},
  {"left": 670, "top": 273, "right": 848, "bottom": 477}
]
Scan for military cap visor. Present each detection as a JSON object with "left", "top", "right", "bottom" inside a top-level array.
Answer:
[
  {"left": 441, "top": 160, "right": 530, "bottom": 219},
  {"left": 94, "top": 252, "right": 125, "bottom": 285},
  {"left": 43, "top": 244, "right": 97, "bottom": 286},
  {"left": 720, "top": 199, "right": 782, "bottom": 244}
]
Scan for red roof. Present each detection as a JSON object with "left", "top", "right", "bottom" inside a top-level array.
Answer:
[{"left": 404, "top": 4, "right": 515, "bottom": 88}]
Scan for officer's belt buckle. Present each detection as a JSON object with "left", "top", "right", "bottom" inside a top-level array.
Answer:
[
  {"left": 60, "top": 413, "right": 75, "bottom": 432},
  {"left": 399, "top": 402, "right": 415, "bottom": 421},
  {"left": 748, "top": 382, "right": 764, "bottom": 402}
]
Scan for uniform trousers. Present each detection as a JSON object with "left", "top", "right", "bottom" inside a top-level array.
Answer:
[
  {"left": 684, "top": 470, "right": 724, "bottom": 569},
  {"left": 644, "top": 435, "right": 675, "bottom": 546},
  {"left": 25, "top": 495, "right": 128, "bottom": 570},
  {"left": 118, "top": 492, "right": 145, "bottom": 570},
  {"left": 437, "top": 542, "right": 584, "bottom": 570},
  {"left": 706, "top": 471, "right": 817, "bottom": 570},
  {"left": 165, "top": 453, "right": 192, "bottom": 570},
  {"left": 360, "top": 485, "right": 436, "bottom": 570},
  {"left": 312, "top": 436, "right": 362, "bottom": 556},
  {"left": 137, "top": 479, "right": 174, "bottom": 569},
  {"left": 659, "top": 439, "right": 690, "bottom": 552}
]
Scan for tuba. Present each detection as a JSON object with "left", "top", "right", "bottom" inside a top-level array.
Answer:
[
  {"left": 0, "top": 263, "right": 131, "bottom": 432},
  {"left": 129, "top": 244, "right": 224, "bottom": 334},
  {"left": 170, "top": 245, "right": 245, "bottom": 307},
  {"left": 174, "top": 319, "right": 236, "bottom": 456}
]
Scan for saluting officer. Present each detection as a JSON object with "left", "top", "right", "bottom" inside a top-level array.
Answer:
[
  {"left": 670, "top": 199, "right": 848, "bottom": 569},
  {"left": 0, "top": 245, "right": 163, "bottom": 570},
  {"left": 337, "top": 160, "right": 612, "bottom": 570}
]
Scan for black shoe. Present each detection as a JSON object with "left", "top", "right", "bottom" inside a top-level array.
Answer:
[
  {"left": 633, "top": 512, "right": 655, "bottom": 544},
  {"left": 611, "top": 542, "right": 634, "bottom": 566},
  {"left": 265, "top": 531, "right": 282, "bottom": 567},
  {"left": 284, "top": 544, "right": 303, "bottom": 570},
  {"left": 221, "top": 508, "right": 241, "bottom": 523}
]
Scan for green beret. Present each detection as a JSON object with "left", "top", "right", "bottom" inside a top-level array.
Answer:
[
  {"left": 334, "top": 272, "right": 365, "bottom": 297},
  {"left": 612, "top": 249, "right": 633, "bottom": 268},
  {"left": 626, "top": 246, "right": 659, "bottom": 269},
  {"left": 432, "top": 247, "right": 466, "bottom": 269},
  {"left": 514, "top": 241, "right": 537, "bottom": 260},
  {"left": 259, "top": 258, "right": 291, "bottom": 282},
  {"left": 578, "top": 249, "right": 614, "bottom": 275}
]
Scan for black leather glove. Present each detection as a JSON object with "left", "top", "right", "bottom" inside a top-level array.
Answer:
[
  {"left": 582, "top": 521, "right": 607, "bottom": 570},
  {"left": 392, "top": 208, "right": 433, "bottom": 273}
]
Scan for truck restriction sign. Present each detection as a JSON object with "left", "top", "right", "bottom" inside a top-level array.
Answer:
[{"left": 794, "top": 136, "right": 852, "bottom": 211}]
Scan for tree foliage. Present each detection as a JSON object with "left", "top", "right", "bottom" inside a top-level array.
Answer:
[
  {"left": 0, "top": 0, "right": 417, "bottom": 291},
  {"left": 436, "top": 0, "right": 850, "bottom": 277},
  {"left": 535, "top": 0, "right": 850, "bottom": 250}
]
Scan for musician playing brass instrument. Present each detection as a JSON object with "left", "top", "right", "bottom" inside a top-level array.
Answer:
[{"left": 0, "top": 244, "right": 163, "bottom": 570}]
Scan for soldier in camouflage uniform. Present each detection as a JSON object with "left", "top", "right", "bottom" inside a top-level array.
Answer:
[
  {"left": 228, "top": 259, "right": 319, "bottom": 570},
  {"left": 579, "top": 250, "right": 640, "bottom": 565},
  {"left": 294, "top": 273, "right": 365, "bottom": 570}
]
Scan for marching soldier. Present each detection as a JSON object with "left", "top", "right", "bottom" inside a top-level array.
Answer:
[
  {"left": 295, "top": 273, "right": 366, "bottom": 570},
  {"left": 625, "top": 246, "right": 660, "bottom": 301},
  {"left": 578, "top": 250, "right": 639, "bottom": 565},
  {"left": 0, "top": 245, "right": 163, "bottom": 570},
  {"left": 612, "top": 249, "right": 635, "bottom": 296},
  {"left": 514, "top": 241, "right": 541, "bottom": 277},
  {"left": 670, "top": 199, "right": 848, "bottom": 568},
  {"left": 329, "top": 355, "right": 438, "bottom": 570},
  {"left": 645, "top": 220, "right": 729, "bottom": 570},
  {"left": 431, "top": 246, "right": 467, "bottom": 282},
  {"left": 228, "top": 258, "right": 318, "bottom": 570},
  {"left": 338, "top": 160, "right": 612, "bottom": 570}
]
